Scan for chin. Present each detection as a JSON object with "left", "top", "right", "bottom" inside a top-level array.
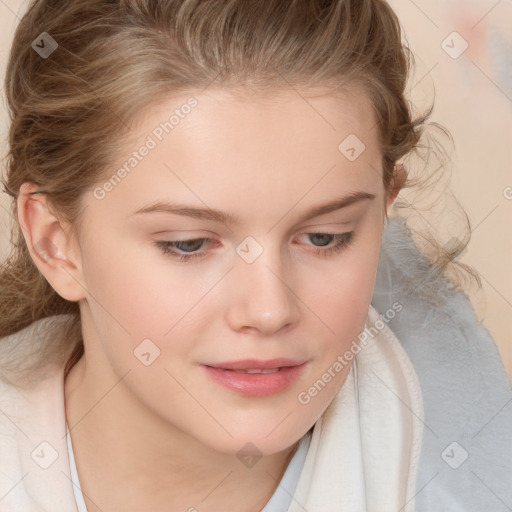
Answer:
[{"left": 196, "top": 415, "right": 315, "bottom": 458}]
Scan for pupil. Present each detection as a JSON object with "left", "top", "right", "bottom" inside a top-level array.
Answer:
[
  {"left": 310, "top": 233, "right": 333, "bottom": 247},
  {"left": 177, "top": 239, "right": 203, "bottom": 252}
]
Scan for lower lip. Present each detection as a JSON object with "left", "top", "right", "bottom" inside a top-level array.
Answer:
[{"left": 202, "top": 363, "right": 307, "bottom": 397}]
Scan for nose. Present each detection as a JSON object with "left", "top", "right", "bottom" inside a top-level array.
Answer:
[{"left": 225, "top": 247, "right": 300, "bottom": 336}]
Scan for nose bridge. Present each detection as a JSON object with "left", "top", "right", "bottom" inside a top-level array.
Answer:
[{"left": 227, "top": 235, "right": 299, "bottom": 335}]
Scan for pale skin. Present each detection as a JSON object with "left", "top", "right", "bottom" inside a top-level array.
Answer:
[{"left": 17, "top": 86, "right": 405, "bottom": 511}]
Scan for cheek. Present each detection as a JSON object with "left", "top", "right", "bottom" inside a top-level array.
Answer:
[
  {"left": 290, "top": 242, "right": 381, "bottom": 433},
  {"left": 78, "top": 233, "right": 174, "bottom": 359},
  {"left": 305, "top": 232, "right": 381, "bottom": 339},
  {"left": 79, "top": 233, "right": 215, "bottom": 357}
]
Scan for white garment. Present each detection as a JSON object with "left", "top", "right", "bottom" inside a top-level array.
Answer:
[
  {"left": 66, "top": 423, "right": 88, "bottom": 512},
  {"left": 0, "top": 304, "right": 424, "bottom": 511}
]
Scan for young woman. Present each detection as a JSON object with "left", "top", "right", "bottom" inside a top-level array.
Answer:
[{"left": 0, "top": 1, "right": 510, "bottom": 511}]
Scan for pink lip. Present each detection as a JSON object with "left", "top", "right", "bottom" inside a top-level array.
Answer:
[
  {"left": 205, "top": 358, "right": 306, "bottom": 370},
  {"left": 201, "top": 358, "right": 308, "bottom": 397}
]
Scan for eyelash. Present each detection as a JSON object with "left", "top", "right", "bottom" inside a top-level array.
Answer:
[{"left": 154, "top": 231, "right": 355, "bottom": 262}]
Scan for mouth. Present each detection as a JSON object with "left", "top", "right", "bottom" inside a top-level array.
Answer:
[
  {"left": 229, "top": 368, "right": 282, "bottom": 374},
  {"left": 203, "top": 358, "right": 306, "bottom": 371},
  {"left": 201, "top": 358, "right": 308, "bottom": 397}
]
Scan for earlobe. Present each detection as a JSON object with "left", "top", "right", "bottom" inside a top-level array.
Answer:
[{"left": 17, "top": 182, "right": 86, "bottom": 302}]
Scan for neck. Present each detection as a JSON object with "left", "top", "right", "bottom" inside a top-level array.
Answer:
[{"left": 64, "top": 357, "right": 300, "bottom": 512}]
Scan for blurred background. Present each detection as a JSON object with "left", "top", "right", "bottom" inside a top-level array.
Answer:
[{"left": 0, "top": 0, "right": 510, "bottom": 380}]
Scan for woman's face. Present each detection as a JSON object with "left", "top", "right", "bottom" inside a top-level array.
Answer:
[{"left": 70, "top": 87, "right": 393, "bottom": 456}]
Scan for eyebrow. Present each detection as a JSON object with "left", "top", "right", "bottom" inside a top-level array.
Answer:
[{"left": 130, "top": 191, "right": 376, "bottom": 225}]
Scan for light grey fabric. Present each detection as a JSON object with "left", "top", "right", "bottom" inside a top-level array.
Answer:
[{"left": 372, "top": 216, "right": 512, "bottom": 511}]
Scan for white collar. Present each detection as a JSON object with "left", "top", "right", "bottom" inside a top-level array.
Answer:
[{"left": 287, "top": 304, "right": 424, "bottom": 511}]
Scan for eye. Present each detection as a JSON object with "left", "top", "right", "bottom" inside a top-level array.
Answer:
[
  {"left": 154, "top": 237, "right": 214, "bottom": 262},
  {"left": 153, "top": 231, "right": 355, "bottom": 262},
  {"left": 297, "top": 231, "right": 355, "bottom": 257}
]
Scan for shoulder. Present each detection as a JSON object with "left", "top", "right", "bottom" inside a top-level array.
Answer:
[
  {"left": 0, "top": 315, "right": 68, "bottom": 420},
  {"left": 374, "top": 216, "right": 510, "bottom": 400},
  {"left": 0, "top": 314, "right": 73, "bottom": 390},
  {"left": 0, "top": 317, "right": 73, "bottom": 510},
  {"left": 373, "top": 216, "right": 512, "bottom": 509},
  {"left": 0, "top": 360, "right": 74, "bottom": 510}
]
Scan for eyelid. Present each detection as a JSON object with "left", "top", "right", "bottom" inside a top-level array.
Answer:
[
  {"left": 153, "top": 221, "right": 354, "bottom": 242},
  {"left": 152, "top": 225, "right": 352, "bottom": 245},
  {"left": 151, "top": 229, "right": 215, "bottom": 237},
  {"left": 152, "top": 220, "right": 353, "bottom": 238},
  {"left": 299, "top": 220, "right": 353, "bottom": 229}
]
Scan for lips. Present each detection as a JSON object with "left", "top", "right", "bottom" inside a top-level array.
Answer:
[
  {"left": 201, "top": 358, "right": 308, "bottom": 397},
  {"left": 233, "top": 368, "right": 280, "bottom": 374},
  {"left": 204, "top": 358, "right": 306, "bottom": 371}
]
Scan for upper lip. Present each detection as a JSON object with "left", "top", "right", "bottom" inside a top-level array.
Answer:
[{"left": 203, "top": 358, "right": 307, "bottom": 370}]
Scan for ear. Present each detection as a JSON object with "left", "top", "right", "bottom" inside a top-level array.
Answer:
[
  {"left": 17, "top": 182, "right": 86, "bottom": 302},
  {"left": 385, "top": 163, "right": 407, "bottom": 214}
]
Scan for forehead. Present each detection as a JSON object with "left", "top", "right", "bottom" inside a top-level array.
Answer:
[
  {"left": 86, "top": 86, "right": 383, "bottom": 226},
  {"left": 137, "top": 85, "right": 378, "bottom": 142},
  {"left": 125, "top": 85, "right": 381, "bottom": 176}
]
